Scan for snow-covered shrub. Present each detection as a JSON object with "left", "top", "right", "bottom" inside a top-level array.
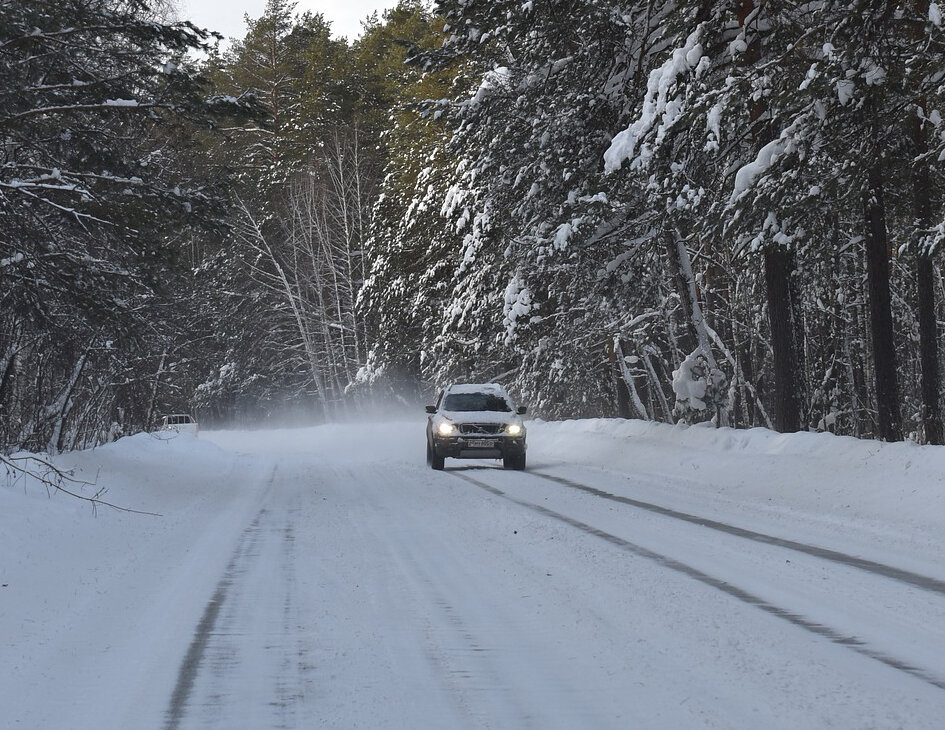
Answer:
[{"left": 672, "top": 347, "right": 727, "bottom": 425}]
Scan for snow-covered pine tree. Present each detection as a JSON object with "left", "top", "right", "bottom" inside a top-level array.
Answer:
[
  {"left": 902, "top": 0, "right": 945, "bottom": 444},
  {"left": 369, "top": 0, "right": 677, "bottom": 417},
  {"left": 0, "top": 0, "right": 258, "bottom": 451},
  {"left": 724, "top": 1, "right": 945, "bottom": 441},
  {"left": 214, "top": 0, "right": 350, "bottom": 193},
  {"left": 603, "top": 1, "right": 765, "bottom": 427},
  {"left": 354, "top": 3, "right": 453, "bottom": 404}
]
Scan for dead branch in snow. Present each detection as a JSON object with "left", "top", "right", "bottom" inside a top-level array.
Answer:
[{"left": 1, "top": 453, "right": 162, "bottom": 517}]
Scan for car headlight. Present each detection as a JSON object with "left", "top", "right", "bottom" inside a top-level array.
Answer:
[
  {"left": 507, "top": 423, "right": 523, "bottom": 436},
  {"left": 437, "top": 421, "right": 457, "bottom": 436}
]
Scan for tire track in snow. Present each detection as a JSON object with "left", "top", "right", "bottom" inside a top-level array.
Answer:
[
  {"left": 452, "top": 471, "right": 945, "bottom": 693},
  {"left": 529, "top": 469, "right": 945, "bottom": 596},
  {"left": 162, "top": 514, "right": 262, "bottom": 730},
  {"left": 162, "top": 466, "right": 280, "bottom": 730}
]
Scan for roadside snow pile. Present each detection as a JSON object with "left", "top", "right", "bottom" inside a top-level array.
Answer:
[
  {"left": 1, "top": 430, "right": 250, "bottom": 615},
  {"left": 7, "top": 419, "right": 944, "bottom": 535},
  {"left": 531, "top": 418, "right": 945, "bottom": 545},
  {"left": 539, "top": 416, "right": 945, "bottom": 472}
]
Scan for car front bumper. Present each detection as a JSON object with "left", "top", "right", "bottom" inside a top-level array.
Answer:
[{"left": 433, "top": 434, "right": 526, "bottom": 460}]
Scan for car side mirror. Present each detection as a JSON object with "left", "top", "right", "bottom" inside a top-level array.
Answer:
[
  {"left": 517, "top": 406, "right": 527, "bottom": 415},
  {"left": 425, "top": 405, "right": 437, "bottom": 414}
]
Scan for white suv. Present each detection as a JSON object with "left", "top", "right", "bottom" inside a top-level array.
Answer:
[{"left": 425, "top": 383, "right": 527, "bottom": 470}]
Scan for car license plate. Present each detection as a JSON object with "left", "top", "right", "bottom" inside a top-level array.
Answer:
[{"left": 466, "top": 439, "right": 495, "bottom": 448}]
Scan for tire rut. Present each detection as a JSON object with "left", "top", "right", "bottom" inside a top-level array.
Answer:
[
  {"left": 162, "top": 466, "right": 311, "bottom": 730},
  {"left": 452, "top": 471, "right": 945, "bottom": 693},
  {"left": 162, "top": 510, "right": 265, "bottom": 730},
  {"left": 529, "top": 469, "right": 945, "bottom": 596}
]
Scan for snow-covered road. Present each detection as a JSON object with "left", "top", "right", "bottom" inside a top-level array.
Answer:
[{"left": 4, "top": 419, "right": 945, "bottom": 728}]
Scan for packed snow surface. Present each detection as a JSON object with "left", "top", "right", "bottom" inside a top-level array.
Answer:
[{"left": 3, "top": 418, "right": 945, "bottom": 728}]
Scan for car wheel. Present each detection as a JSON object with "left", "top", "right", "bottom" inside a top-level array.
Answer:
[
  {"left": 428, "top": 440, "right": 445, "bottom": 470},
  {"left": 504, "top": 453, "right": 526, "bottom": 470}
]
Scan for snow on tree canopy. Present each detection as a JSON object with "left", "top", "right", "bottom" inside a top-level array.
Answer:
[
  {"left": 836, "top": 79, "right": 855, "bottom": 105},
  {"left": 931, "top": 3, "right": 943, "bottom": 26},
  {"left": 603, "top": 28, "right": 706, "bottom": 173},
  {"left": 468, "top": 66, "right": 511, "bottom": 108},
  {"left": 502, "top": 274, "right": 535, "bottom": 344},
  {"left": 730, "top": 127, "right": 798, "bottom": 203}
]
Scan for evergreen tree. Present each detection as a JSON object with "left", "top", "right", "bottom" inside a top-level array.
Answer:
[
  {"left": 0, "top": 0, "right": 257, "bottom": 452},
  {"left": 366, "top": 0, "right": 670, "bottom": 415},
  {"left": 367, "top": 1, "right": 945, "bottom": 441}
]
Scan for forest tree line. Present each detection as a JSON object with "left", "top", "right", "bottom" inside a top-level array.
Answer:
[
  {"left": 364, "top": 0, "right": 945, "bottom": 445},
  {"left": 3, "top": 0, "right": 945, "bottom": 458}
]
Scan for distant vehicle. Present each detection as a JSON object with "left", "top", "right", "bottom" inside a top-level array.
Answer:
[
  {"left": 160, "top": 414, "right": 199, "bottom": 436},
  {"left": 425, "top": 383, "right": 527, "bottom": 471}
]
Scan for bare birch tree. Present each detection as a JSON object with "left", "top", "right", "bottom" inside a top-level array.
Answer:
[{"left": 233, "top": 128, "right": 375, "bottom": 416}]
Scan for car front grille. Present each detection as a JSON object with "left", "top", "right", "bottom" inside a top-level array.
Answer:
[{"left": 458, "top": 423, "right": 504, "bottom": 436}]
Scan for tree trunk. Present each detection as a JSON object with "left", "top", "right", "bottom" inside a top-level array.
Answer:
[
  {"left": 45, "top": 348, "right": 89, "bottom": 455},
  {"left": 736, "top": 0, "right": 803, "bottom": 433},
  {"left": 863, "top": 160, "right": 902, "bottom": 441},
  {"left": 910, "top": 112, "right": 943, "bottom": 444},
  {"left": 145, "top": 349, "right": 167, "bottom": 432},
  {"left": 642, "top": 349, "right": 673, "bottom": 422},
  {"left": 614, "top": 338, "right": 648, "bottom": 419},
  {"left": 763, "top": 247, "right": 803, "bottom": 432},
  {"left": 609, "top": 340, "right": 632, "bottom": 418},
  {"left": 916, "top": 256, "right": 942, "bottom": 443},
  {"left": 664, "top": 232, "right": 698, "bottom": 358},
  {"left": 665, "top": 228, "right": 729, "bottom": 425}
]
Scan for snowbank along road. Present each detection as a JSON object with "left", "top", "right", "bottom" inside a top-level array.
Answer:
[{"left": 3, "top": 418, "right": 945, "bottom": 729}]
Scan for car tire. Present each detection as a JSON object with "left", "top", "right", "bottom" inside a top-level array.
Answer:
[
  {"left": 428, "top": 441, "right": 445, "bottom": 470},
  {"left": 504, "top": 453, "right": 526, "bottom": 470}
]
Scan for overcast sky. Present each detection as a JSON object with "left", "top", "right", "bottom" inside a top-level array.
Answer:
[{"left": 178, "top": 0, "right": 401, "bottom": 43}]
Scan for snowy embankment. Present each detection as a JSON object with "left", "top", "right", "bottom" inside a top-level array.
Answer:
[
  {"left": 541, "top": 419, "right": 945, "bottom": 543},
  {"left": 2, "top": 418, "right": 944, "bottom": 729},
  {"left": 534, "top": 419, "right": 945, "bottom": 586}
]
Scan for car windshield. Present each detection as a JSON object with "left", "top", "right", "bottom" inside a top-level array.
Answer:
[{"left": 442, "top": 392, "right": 511, "bottom": 412}]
